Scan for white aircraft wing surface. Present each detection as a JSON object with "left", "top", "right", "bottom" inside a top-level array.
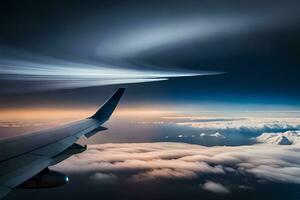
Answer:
[{"left": 0, "top": 88, "right": 125, "bottom": 199}]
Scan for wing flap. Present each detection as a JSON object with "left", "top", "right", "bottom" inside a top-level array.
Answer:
[
  {"left": 31, "top": 136, "right": 78, "bottom": 157},
  {"left": 85, "top": 126, "right": 108, "bottom": 138}
]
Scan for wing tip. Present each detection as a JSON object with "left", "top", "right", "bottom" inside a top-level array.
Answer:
[{"left": 90, "top": 88, "right": 126, "bottom": 122}]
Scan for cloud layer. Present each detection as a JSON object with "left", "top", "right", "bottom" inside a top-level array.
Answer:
[
  {"left": 148, "top": 116, "right": 300, "bottom": 135},
  {"left": 256, "top": 130, "right": 300, "bottom": 145},
  {"left": 173, "top": 117, "right": 300, "bottom": 130},
  {"left": 53, "top": 140, "right": 300, "bottom": 190}
]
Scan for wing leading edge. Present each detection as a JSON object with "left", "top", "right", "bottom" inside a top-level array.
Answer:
[{"left": 0, "top": 88, "right": 125, "bottom": 199}]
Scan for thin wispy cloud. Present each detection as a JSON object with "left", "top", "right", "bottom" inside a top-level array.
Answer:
[{"left": 0, "top": 52, "right": 217, "bottom": 93}]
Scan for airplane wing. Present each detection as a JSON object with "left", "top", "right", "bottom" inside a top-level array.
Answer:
[{"left": 0, "top": 88, "right": 125, "bottom": 199}]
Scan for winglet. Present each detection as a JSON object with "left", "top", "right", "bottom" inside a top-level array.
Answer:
[{"left": 90, "top": 88, "right": 125, "bottom": 123}]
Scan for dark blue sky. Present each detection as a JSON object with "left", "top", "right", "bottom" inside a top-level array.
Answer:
[{"left": 0, "top": 0, "right": 300, "bottom": 109}]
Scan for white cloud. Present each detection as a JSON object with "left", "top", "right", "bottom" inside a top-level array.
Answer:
[
  {"left": 52, "top": 141, "right": 300, "bottom": 185},
  {"left": 0, "top": 121, "right": 62, "bottom": 128},
  {"left": 160, "top": 117, "right": 300, "bottom": 133},
  {"left": 198, "top": 132, "right": 225, "bottom": 138},
  {"left": 246, "top": 165, "right": 300, "bottom": 184},
  {"left": 211, "top": 132, "right": 222, "bottom": 137},
  {"left": 202, "top": 181, "right": 231, "bottom": 194},
  {"left": 0, "top": 55, "right": 210, "bottom": 93},
  {"left": 174, "top": 117, "right": 300, "bottom": 130},
  {"left": 256, "top": 130, "right": 300, "bottom": 145},
  {"left": 132, "top": 168, "right": 198, "bottom": 181},
  {"left": 89, "top": 173, "right": 118, "bottom": 183}
]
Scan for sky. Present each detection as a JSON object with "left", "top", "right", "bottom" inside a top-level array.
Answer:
[
  {"left": 1, "top": 0, "right": 300, "bottom": 200},
  {"left": 0, "top": 0, "right": 300, "bottom": 109}
]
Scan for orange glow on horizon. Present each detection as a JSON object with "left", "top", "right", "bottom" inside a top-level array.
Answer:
[
  {"left": 0, "top": 106, "right": 178, "bottom": 121},
  {"left": 0, "top": 108, "right": 91, "bottom": 121}
]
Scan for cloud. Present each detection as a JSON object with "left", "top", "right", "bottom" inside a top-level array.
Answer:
[
  {"left": 175, "top": 117, "right": 300, "bottom": 131},
  {"left": 198, "top": 132, "right": 226, "bottom": 139},
  {"left": 52, "top": 141, "right": 300, "bottom": 186},
  {"left": 151, "top": 117, "right": 300, "bottom": 135},
  {"left": 0, "top": 121, "right": 62, "bottom": 128},
  {"left": 0, "top": 53, "right": 215, "bottom": 93},
  {"left": 201, "top": 181, "right": 231, "bottom": 194},
  {"left": 94, "top": 1, "right": 300, "bottom": 60},
  {"left": 238, "top": 185, "right": 254, "bottom": 190},
  {"left": 89, "top": 173, "right": 118, "bottom": 183},
  {"left": 246, "top": 165, "right": 300, "bottom": 184},
  {"left": 256, "top": 130, "right": 300, "bottom": 145},
  {"left": 131, "top": 168, "right": 198, "bottom": 181},
  {"left": 96, "top": 17, "right": 257, "bottom": 58}
]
